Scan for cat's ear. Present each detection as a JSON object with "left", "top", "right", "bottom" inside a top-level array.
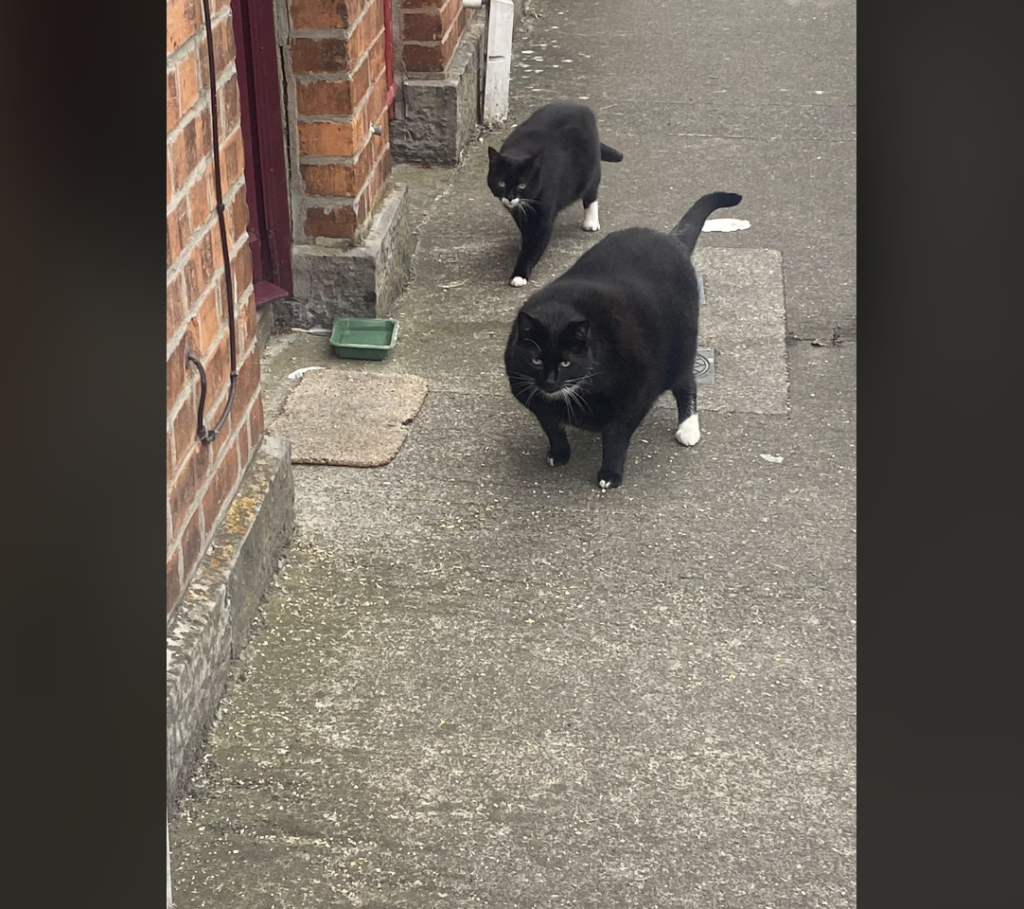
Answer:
[
  {"left": 517, "top": 311, "right": 540, "bottom": 338},
  {"left": 487, "top": 146, "right": 500, "bottom": 165},
  {"left": 566, "top": 319, "right": 590, "bottom": 347}
]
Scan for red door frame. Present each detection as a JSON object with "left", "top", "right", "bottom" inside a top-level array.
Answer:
[{"left": 231, "top": 0, "right": 293, "bottom": 307}]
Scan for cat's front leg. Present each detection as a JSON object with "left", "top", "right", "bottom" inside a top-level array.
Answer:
[
  {"left": 596, "top": 420, "right": 639, "bottom": 490},
  {"left": 510, "top": 211, "right": 554, "bottom": 287},
  {"left": 535, "top": 411, "right": 570, "bottom": 466}
]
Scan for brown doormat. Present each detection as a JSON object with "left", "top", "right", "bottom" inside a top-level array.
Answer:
[{"left": 269, "top": 369, "right": 429, "bottom": 467}]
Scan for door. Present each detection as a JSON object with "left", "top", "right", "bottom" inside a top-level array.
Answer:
[{"left": 231, "top": 0, "right": 292, "bottom": 306}]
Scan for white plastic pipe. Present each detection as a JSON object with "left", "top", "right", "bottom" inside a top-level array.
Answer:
[{"left": 463, "top": 0, "right": 514, "bottom": 124}]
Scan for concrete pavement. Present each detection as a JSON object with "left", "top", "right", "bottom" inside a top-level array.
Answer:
[{"left": 169, "top": 1, "right": 856, "bottom": 906}]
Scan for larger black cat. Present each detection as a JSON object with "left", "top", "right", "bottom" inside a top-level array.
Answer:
[
  {"left": 504, "top": 191, "right": 743, "bottom": 490},
  {"left": 487, "top": 101, "right": 622, "bottom": 287}
]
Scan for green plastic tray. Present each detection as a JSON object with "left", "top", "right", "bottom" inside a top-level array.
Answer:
[{"left": 329, "top": 317, "right": 399, "bottom": 360}]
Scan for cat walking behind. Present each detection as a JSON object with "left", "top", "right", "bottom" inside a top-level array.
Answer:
[
  {"left": 504, "top": 191, "right": 743, "bottom": 490},
  {"left": 487, "top": 101, "right": 623, "bottom": 287}
]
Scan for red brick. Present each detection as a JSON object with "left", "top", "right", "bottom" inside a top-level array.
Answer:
[
  {"left": 167, "top": 549, "right": 182, "bottom": 615},
  {"left": 218, "top": 127, "right": 245, "bottom": 195},
  {"left": 249, "top": 393, "right": 265, "bottom": 443},
  {"left": 169, "top": 121, "right": 195, "bottom": 193},
  {"left": 299, "top": 120, "right": 360, "bottom": 158},
  {"left": 300, "top": 157, "right": 371, "bottom": 198},
  {"left": 203, "top": 334, "right": 232, "bottom": 401},
  {"left": 167, "top": 0, "right": 200, "bottom": 55},
  {"left": 296, "top": 77, "right": 357, "bottom": 117},
  {"left": 172, "top": 385, "right": 200, "bottom": 460},
  {"left": 401, "top": 0, "right": 445, "bottom": 9},
  {"left": 231, "top": 245, "right": 254, "bottom": 298},
  {"left": 237, "top": 405, "right": 253, "bottom": 472},
  {"left": 167, "top": 430, "right": 176, "bottom": 487},
  {"left": 202, "top": 442, "right": 241, "bottom": 533},
  {"left": 188, "top": 165, "right": 213, "bottom": 233},
  {"left": 167, "top": 161, "right": 173, "bottom": 205},
  {"left": 197, "top": 229, "right": 216, "bottom": 293},
  {"left": 177, "top": 49, "right": 200, "bottom": 114},
  {"left": 402, "top": 9, "right": 442, "bottom": 42},
  {"left": 402, "top": 42, "right": 445, "bottom": 73},
  {"left": 226, "top": 186, "right": 250, "bottom": 244},
  {"left": 167, "top": 198, "right": 190, "bottom": 269},
  {"left": 220, "top": 73, "right": 241, "bottom": 133},
  {"left": 169, "top": 448, "right": 201, "bottom": 538},
  {"left": 183, "top": 244, "right": 202, "bottom": 301},
  {"left": 197, "top": 37, "right": 211, "bottom": 90},
  {"left": 168, "top": 274, "right": 187, "bottom": 343},
  {"left": 192, "top": 286, "right": 223, "bottom": 350},
  {"left": 291, "top": 38, "right": 352, "bottom": 74},
  {"left": 167, "top": 333, "right": 190, "bottom": 413},
  {"left": 180, "top": 506, "right": 205, "bottom": 586},
  {"left": 211, "top": 13, "right": 236, "bottom": 79},
  {"left": 365, "top": 70, "right": 388, "bottom": 124},
  {"left": 368, "top": 31, "right": 386, "bottom": 83},
  {"left": 167, "top": 69, "right": 180, "bottom": 133},
  {"left": 235, "top": 345, "right": 262, "bottom": 410},
  {"left": 305, "top": 205, "right": 358, "bottom": 239},
  {"left": 290, "top": 0, "right": 361, "bottom": 30},
  {"left": 235, "top": 297, "right": 253, "bottom": 355}
]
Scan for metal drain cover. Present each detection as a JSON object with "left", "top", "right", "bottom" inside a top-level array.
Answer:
[{"left": 694, "top": 348, "right": 715, "bottom": 385}]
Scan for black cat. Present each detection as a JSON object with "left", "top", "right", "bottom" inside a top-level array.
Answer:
[
  {"left": 487, "top": 101, "right": 623, "bottom": 287},
  {"left": 504, "top": 191, "right": 743, "bottom": 490}
]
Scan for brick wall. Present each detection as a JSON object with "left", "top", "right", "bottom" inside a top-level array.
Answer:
[
  {"left": 288, "top": 0, "right": 394, "bottom": 241},
  {"left": 167, "top": 0, "right": 263, "bottom": 617},
  {"left": 399, "top": 0, "right": 472, "bottom": 74}
]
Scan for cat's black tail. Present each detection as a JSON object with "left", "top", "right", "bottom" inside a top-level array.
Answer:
[
  {"left": 669, "top": 191, "right": 742, "bottom": 255},
  {"left": 600, "top": 143, "right": 623, "bottom": 162}
]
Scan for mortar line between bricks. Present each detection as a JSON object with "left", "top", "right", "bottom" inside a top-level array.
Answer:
[{"left": 290, "top": 28, "right": 359, "bottom": 40}]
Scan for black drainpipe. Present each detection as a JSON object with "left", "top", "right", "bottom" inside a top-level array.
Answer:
[{"left": 187, "top": 0, "right": 239, "bottom": 444}]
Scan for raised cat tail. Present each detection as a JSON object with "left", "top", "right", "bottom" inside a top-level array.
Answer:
[
  {"left": 669, "top": 191, "right": 742, "bottom": 255},
  {"left": 600, "top": 143, "right": 624, "bottom": 162}
]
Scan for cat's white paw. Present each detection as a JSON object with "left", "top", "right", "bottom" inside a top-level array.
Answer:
[
  {"left": 675, "top": 414, "right": 701, "bottom": 446},
  {"left": 547, "top": 456, "right": 556, "bottom": 467},
  {"left": 598, "top": 479, "right": 613, "bottom": 491},
  {"left": 581, "top": 200, "right": 600, "bottom": 232},
  {"left": 510, "top": 276, "right": 528, "bottom": 287}
]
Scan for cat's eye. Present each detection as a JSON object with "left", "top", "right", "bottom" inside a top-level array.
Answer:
[
  {"left": 497, "top": 180, "right": 505, "bottom": 188},
  {"left": 517, "top": 183, "right": 526, "bottom": 190},
  {"left": 559, "top": 360, "right": 571, "bottom": 368},
  {"left": 531, "top": 357, "right": 542, "bottom": 366}
]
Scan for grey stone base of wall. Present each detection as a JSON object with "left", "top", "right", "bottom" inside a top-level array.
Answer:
[
  {"left": 391, "top": 13, "right": 487, "bottom": 166},
  {"left": 166, "top": 435, "right": 294, "bottom": 817},
  {"left": 285, "top": 182, "right": 413, "bottom": 328}
]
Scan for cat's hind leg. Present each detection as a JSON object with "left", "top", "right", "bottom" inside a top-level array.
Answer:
[{"left": 671, "top": 374, "right": 701, "bottom": 446}]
